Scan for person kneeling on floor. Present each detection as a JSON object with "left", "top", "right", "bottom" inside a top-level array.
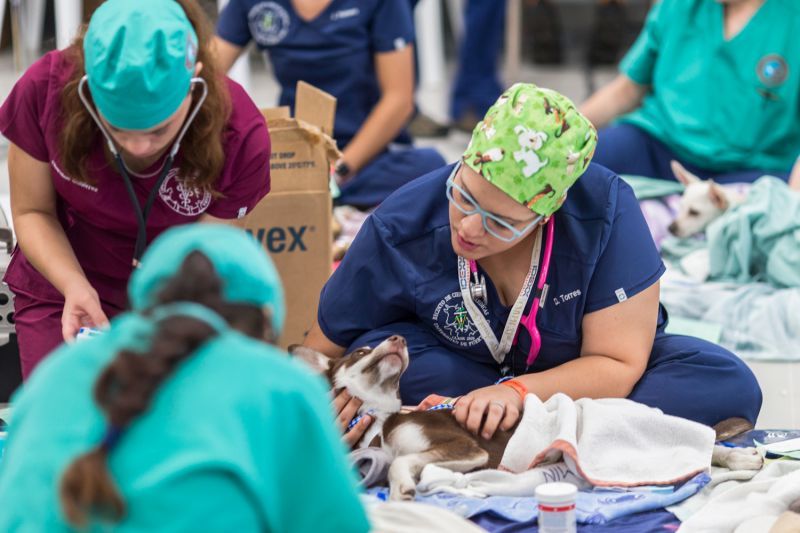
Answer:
[
  {"left": 0, "top": 225, "right": 369, "bottom": 532},
  {"left": 303, "top": 83, "right": 763, "bottom": 447}
]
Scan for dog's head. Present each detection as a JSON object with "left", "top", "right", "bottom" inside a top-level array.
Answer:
[
  {"left": 290, "top": 335, "right": 409, "bottom": 413},
  {"left": 668, "top": 160, "right": 730, "bottom": 238}
]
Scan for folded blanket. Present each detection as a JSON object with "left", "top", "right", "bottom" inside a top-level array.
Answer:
[{"left": 500, "top": 394, "right": 716, "bottom": 487}]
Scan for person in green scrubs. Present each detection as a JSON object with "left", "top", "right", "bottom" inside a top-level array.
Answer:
[
  {"left": 582, "top": 0, "right": 800, "bottom": 184},
  {"left": 0, "top": 225, "right": 370, "bottom": 532}
]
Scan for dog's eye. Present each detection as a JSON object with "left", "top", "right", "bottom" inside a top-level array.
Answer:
[{"left": 688, "top": 208, "right": 700, "bottom": 217}]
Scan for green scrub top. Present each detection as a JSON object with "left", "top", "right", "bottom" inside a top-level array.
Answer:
[
  {"left": 619, "top": 0, "right": 800, "bottom": 173},
  {"left": 0, "top": 316, "right": 370, "bottom": 533}
]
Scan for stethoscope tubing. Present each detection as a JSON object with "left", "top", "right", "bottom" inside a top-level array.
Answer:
[{"left": 78, "top": 75, "right": 208, "bottom": 266}]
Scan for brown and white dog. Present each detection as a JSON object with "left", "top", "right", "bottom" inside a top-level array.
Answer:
[
  {"left": 291, "top": 336, "right": 513, "bottom": 500},
  {"left": 291, "top": 336, "right": 762, "bottom": 500}
]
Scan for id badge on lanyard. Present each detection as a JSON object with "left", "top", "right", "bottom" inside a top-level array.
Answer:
[{"left": 458, "top": 229, "right": 543, "bottom": 364}]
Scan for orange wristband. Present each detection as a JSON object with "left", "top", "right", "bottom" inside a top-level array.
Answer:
[{"left": 500, "top": 378, "right": 528, "bottom": 402}]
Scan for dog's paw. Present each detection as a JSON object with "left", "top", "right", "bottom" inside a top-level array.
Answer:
[
  {"left": 726, "top": 448, "right": 763, "bottom": 471},
  {"left": 389, "top": 483, "right": 416, "bottom": 501},
  {"left": 713, "top": 446, "right": 763, "bottom": 471}
]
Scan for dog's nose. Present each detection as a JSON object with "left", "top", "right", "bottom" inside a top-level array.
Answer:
[
  {"left": 387, "top": 335, "right": 406, "bottom": 347},
  {"left": 668, "top": 222, "right": 678, "bottom": 235}
]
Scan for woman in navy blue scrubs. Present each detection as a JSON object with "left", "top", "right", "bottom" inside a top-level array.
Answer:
[
  {"left": 215, "top": 0, "right": 446, "bottom": 208},
  {"left": 303, "top": 84, "right": 762, "bottom": 446}
]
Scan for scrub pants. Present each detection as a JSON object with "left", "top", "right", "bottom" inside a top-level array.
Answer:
[
  {"left": 338, "top": 146, "right": 446, "bottom": 208},
  {"left": 348, "top": 322, "right": 763, "bottom": 427},
  {"left": 13, "top": 289, "right": 123, "bottom": 379},
  {"left": 593, "top": 124, "right": 791, "bottom": 185},
  {"left": 449, "top": 0, "right": 507, "bottom": 121}
]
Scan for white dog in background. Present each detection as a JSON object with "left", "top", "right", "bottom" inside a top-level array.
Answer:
[{"left": 668, "top": 160, "right": 747, "bottom": 238}]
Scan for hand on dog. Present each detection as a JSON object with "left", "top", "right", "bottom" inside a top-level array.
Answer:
[
  {"left": 453, "top": 385, "right": 523, "bottom": 440},
  {"left": 332, "top": 388, "right": 372, "bottom": 447}
]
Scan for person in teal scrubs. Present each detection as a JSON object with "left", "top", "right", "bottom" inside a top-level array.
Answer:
[
  {"left": 582, "top": 0, "right": 800, "bottom": 184},
  {"left": 0, "top": 225, "right": 369, "bottom": 532}
]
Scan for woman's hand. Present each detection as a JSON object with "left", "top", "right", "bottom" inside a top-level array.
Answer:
[
  {"left": 332, "top": 388, "right": 373, "bottom": 448},
  {"left": 61, "top": 278, "right": 109, "bottom": 341},
  {"left": 453, "top": 384, "right": 523, "bottom": 440}
]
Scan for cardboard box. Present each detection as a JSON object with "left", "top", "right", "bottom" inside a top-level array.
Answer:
[{"left": 244, "top": 82, "right": 340, "bottom": 348}]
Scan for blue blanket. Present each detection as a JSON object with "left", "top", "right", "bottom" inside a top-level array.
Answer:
[{"left": 368, "top": 472, "right": 708, "bottom": 526}]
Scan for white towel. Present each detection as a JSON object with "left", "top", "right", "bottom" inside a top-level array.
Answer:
[
  {"left": 363, "top": 497, "right": 486, "bottom": 533},
  {"left": 668, "top": 466, "right": 761, "bottom": 522},
  {"left": 675, "top": 461, "right": 800, "bottom": 533},
  {"left": 500, "top": 393, "right": 716, "bottom": 487}
]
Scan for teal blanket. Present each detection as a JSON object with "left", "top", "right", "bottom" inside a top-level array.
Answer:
[
  {"left": 708, "top": 177, "right": 800, "bottom": 288},
  {"left": 620, "top": 175, "right": 685, "bottom": 200}
]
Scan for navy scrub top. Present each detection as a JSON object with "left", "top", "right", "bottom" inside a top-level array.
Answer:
[
  {"left": 318, "top": 163, "right": 667, "bottom": 375},
  {"left": 217, "top": 0, "right": 415, "bottom": 147}
]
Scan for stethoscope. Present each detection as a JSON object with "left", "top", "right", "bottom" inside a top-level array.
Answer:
[
  {"left": 78, "top": 75, "right": 208, "bottom": 267},
  {"left": 466, "top": 215, "right": 555, "bottom": 369}
]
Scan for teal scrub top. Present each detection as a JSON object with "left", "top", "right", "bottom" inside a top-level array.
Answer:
[
  {"left": 0, "top": 316, "right": 370, "bottom": 533},
  {"left": 619, "top": 0, "right": 800, "bottom": 173}
]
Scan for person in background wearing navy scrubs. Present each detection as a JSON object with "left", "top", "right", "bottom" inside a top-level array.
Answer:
[
  {"left": 450, "top": 0, "right": 507, "bottom": 133},
  {"left": 303, "top": 84, "right": 762, "bottom": 447},
  {"left": 214, "top": 0, "right": 446, "bottom": 208},
  {"left": 407, "top": 0, "right": 507, "bottom": 138}
]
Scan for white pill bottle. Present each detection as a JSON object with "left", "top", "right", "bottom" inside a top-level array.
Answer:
[{"left": 536, "top": 482, "right": 577, "bottom": 533}]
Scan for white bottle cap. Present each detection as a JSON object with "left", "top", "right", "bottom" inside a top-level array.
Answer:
[{"left": 535, "top": 482, "right": 578, "bottom": 504}]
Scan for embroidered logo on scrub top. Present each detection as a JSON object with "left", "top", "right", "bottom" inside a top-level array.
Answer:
[
  {"left": 756, "top": 54, "right": 788, "bottom": 88},
  {"left": 248, "top": 2, "right": 291, "bottom": 46},
  {"left": 158, "top": 169, "right": 212, "bottom": 217},
  {"left": 432, "top": 291, "right": 484, "bottom": 348}
]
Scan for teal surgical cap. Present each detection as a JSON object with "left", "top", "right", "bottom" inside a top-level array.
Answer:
[
  {"left": 83, "top": 0, "right": 198, "bottom": 130},
  {"left": 129, "top": 225, "right": 286, "bottom": 336}
]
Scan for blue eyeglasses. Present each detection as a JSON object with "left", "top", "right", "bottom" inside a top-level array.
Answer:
[{"left": 445, "top": 164, "right": 543, "bottom": 242}]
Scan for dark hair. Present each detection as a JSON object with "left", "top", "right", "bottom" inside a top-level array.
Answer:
[
  {"left": 60, "top": 251, "right": 273, "bottom": 526},
  {"left": 58, "top": 0, "right": 231, "bottom": 191}
]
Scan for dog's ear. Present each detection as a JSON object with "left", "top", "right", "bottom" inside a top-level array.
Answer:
[
  {"left": 288, "top": 345, "right": 332, "bottom": 374},
  {"left": 671, "top": 160, "right": 700, "bottom": 186},
  {"left": 708, "top": 180, "right": 729, "bottom": 210}
]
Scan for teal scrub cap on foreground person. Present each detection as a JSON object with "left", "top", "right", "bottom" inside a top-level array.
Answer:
[
  {"left": 83, "top": 0, "right": 198, "bottom": 130},
  {"left": 129, "top": 224, "right": 285, "bottom": 336}
]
